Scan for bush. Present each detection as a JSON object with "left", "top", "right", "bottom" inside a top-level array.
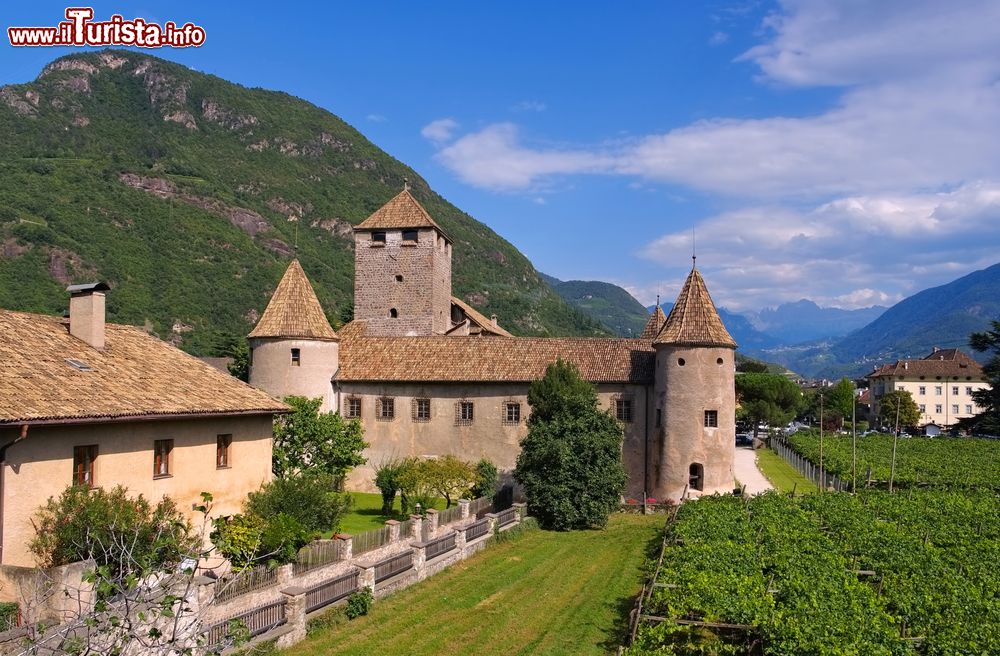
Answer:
[
  {"left": 471, "top": 459, "right": 499, "bottom": 499},
  {"left": 345, "top": 588, "right": 373, "bottom": 619},
  {"left": 244, "top": 473, "right": 351, "bottom": 535},
  {"left": 374, "top": 458, "right": 405, "bottom": 515},
  {"left": 212, "top": 513, "right": 268, "bottom": 570},
  {"left": 0, "top": 602, "right": 19, "bottom": 631}
]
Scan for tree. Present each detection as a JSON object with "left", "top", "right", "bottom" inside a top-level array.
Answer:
[
  {"left": 736, "top": 358, "right": 769, "bottom": 373},
  {"left": 735, "top": 373, "right": 803, "bottom": 438},
  {"left": 423, "top": 455, "right": 477, "bottom": 508},
  {"left": 515, "top": 360, "right": 627, "bottom": 530},
  {"left": 227, "top": 341, "right": 250, "bottom": 382},
  {"left": 827, "top": 377, "right": 856, "bottom": 420},
  {"left": 878, "top": 390, "right": 921, "bottom": 430},
  {"left": 963, "top": 320, "right": 1000, "bottom": 434},
  {"left": 471, "top": 458, "right": 499, "bottom": 499},
  {"left": 244, "top": 473, "right": 351, "bottom": 536},
  {"left": 273, "top": 396, "right": 368, "bottom": 485},
  {"left": 374, "top": 458, "right": 406, "bottom": 515}
]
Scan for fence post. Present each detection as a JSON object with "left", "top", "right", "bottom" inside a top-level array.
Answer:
[
  {"left": 485, "top": 513, "right": 499, "bottom": 535},
  {"left": 384, "top": 520, "right": 400, "bottom": 544},
  {"left": 413, "top": 544, "right": 428, "bottom": 581},
  {"left": 409, "top": 515, "right": 422, "bottom": 541},
  {"left": 513, "top": 502, "right": 527, "bottom": 522},
  {"left": 336, "top": 533, "right": 353, "bottom": 560},
  {"left": 358, "top": 565, "right": 375, "bottom": 594},
  {"left": 455, "top": 524, "right": 467, "bottom": 556},
  {"left": 459, "top": 498, "right": 470, "bottom": 521},
  {"left": 276, "top": 586, "right": 307, "bottom": 649},
  {"left": 276, "top": 563, "right": 294, "bottom": 587},
  {"left": 425, "top": 509, "right": 439, "bottom": 539}
]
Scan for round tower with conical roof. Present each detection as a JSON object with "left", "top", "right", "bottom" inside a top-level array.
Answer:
[
  {"left": 248, "top": 260, "right": 340, "bottom": 411},
  {"left": 651, "top": 263, "right": 736, "bottom": 501}
]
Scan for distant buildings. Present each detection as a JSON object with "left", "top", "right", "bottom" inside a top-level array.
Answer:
[{"left": 867, "top": 348, "right": 988, "bottom": 432}]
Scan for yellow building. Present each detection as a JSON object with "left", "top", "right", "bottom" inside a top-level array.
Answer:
[
  {"left": 867, "top": 348, "right": 988, "bottom": 432},
  {"left": 0, "top": 284, "right": 286, "bottom": 568}
]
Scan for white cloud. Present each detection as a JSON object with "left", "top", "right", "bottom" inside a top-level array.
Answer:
[
  {"left": 420, "top": 118, "right": 460, "bottom": 144},
  {"left": 366, "top": 113, "right": 387, "bottom": 123},
  {"left": 708, "top": 31, "right": 729, "bottom": 46},
  {"left": 512, "top": 100, "right": 547, "bottom": 113}
]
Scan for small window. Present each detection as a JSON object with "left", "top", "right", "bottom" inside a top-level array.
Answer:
[
  {"left": 345, "top": 397, "right": 362, "bottom": 418},
  {"left": 689, "top": 463, "right": 704, "bottom": 491},
  {"left": 402, "top": 229, "right": 418, "bottom": 242},
  {"left": 456, "top": 401, "right": 474, "bottom": 425},
  {"left": 966, "top": 386, "right": 973, "bottom": 395},
  {"left": 935, "top": 386, "right": 942, "bottom": 395},
  {"left": 704, "top": 410, "right": 718, "bottom": 428},
  {"left": 677, "top": 358, "right": 686, "bottom": 366},
  {"left": 412, "top": 398, "right": 431, "bottom": 422},
  {"left": 291, "top": 348, "right": 301, "bottom": 366},
  {"left": 73, "top": 445, "right": 97, "bottom": 487},
  {"left": 376, "top": 397, "right": 395, "bottom": 421},
  {"left": 716, "top": 357, "right": 724, "bottom": 365},
  {"left": 217, "top": 434, "right": 232, "bottom": 469},
  {"left": 951, "top": 404, "right": 959, "bottom": 414},
  {"left": 918, "top": 386, "right": 926, "bottom": 395},
  {"left": 935, "top": 404, "right": 942, "bottom": 413},
  {"left": 919, "top": 404, "right": 926, "bottom": 412},
  {"left": 395, "top": 274, "right": 403, "bottom": 282},
  {"left": 503, "top": 402, "right": 521, "bottom": 425},
  {"left": 389, "top": 308, "right": 398, "bottom": 318},
  {"left": 372, "top": 231, "right": 386, "bottom": 243},
  {"left": 952, "top": 386, "right": 959, "bottom": 396},
  {"left": 153, "top": 439, "right": 173, "bottom": 478},
  {"left": 656, "top": 408, "right": 662, "bottom": 427},
  {"left": 614, "top": 397, "right": 633, "bottom": 423},
  {"left": 966, "top": 404, "right": 973, "bottom": 414}
]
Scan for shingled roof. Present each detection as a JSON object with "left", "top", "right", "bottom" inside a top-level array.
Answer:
[
  {"left": 337, "top": 321, "right": 654, "bottom": 384},
  {"left": 354, "top": 189, "right": 447, "bottom": 235},
  {"left": 248, "top": 260, "right": 338, "bottom": 340},
  {"left": 450, "top": 296, "right": 513, "bottom": 337},
  {"left": 0, "top": 310, "right": 287, "bottom": 425},
  {"left": 640, "top": 305, "right": 666, "bottom": 339},
  {"left": 868, "top": 348, "right": 984, "bottom": 379},
  {"left": 654, "top": 267, "right": 736, "bottom": 348}
]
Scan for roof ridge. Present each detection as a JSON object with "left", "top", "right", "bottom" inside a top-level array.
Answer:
[{"left": 653, "top": 267, "right": 735, "bottom": 348}]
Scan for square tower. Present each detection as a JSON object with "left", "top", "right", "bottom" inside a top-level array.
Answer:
[{"left": 353, "top": 189, "right": 453, "bottom": 336}]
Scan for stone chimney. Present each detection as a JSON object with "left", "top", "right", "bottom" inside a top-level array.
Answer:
[
  {"left": 490, "top": 314, "right": 498, "bottom": 329},
  {"left": 67, "top": 282, "right": 110, "bottom": 349}
]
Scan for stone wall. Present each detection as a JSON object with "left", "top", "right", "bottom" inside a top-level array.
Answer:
[{"left": 0, "top": 559, "right": 94, "bottom": 626}]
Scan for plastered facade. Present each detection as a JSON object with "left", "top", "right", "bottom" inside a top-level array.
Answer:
[{"left": 249, "top": 337, "right": 339, "bottom": 410}]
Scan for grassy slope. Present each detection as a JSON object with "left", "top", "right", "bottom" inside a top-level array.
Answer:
[
  {"left": 287, "top": 514, "right": 663, "bottom": 656},
  {"left": 755, "top": 448, "right": 817, "bottom": 494}
]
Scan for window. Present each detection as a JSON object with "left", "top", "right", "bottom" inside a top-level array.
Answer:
[
  {"left": 216, "top": 434, "right": 232, "bottom": 469},
  {"left": 73, "top": 445, "right": 97, "bottom": 486},
  {"left": 952, "top": 404, "right": 959, "bottom": 414},
  {"left": 389, "top": 308, "right": 398, "bottom": 318},
  {"left": 290, "top": 348, "right": 301, "bottom": 366},
  {"left": 402, "top": 229, "right": 418, "bottom": 242},
  {"left": 412, "top": 398, "right": 431, "bottom": 422},
  {"left": 704, "top": 410, "right": 718, "bottom": 428},
  {"left": 376, "top": 397, "right": 395, "bottom": 421},
  {"left": 456, "top": 401, "right": 474, "bottom": 425},
  {"left": 935, "top": 386, "right": 942, "bottom": 395},
  {"left": 919, "top": 404, "right": 926, "bottom": 412},
  {"left": 689, "top": 463, "right": 704, "bottom": 491},
  {"left": 918, "top": 386, "right": 926, "bottom": 395},
  {"left": 656, "top": 408, "right": 662, "bottom": 427},
  {"left": 372, "top": 231, "right": 386, "bottom": 244},
  {"left": 345, "top": 397, "right": 362, "bottom": 418},
  {"left": 966, "top": 404, "right": 973, "bottom": 414},
  {"left": 966, "top": 386, "right": 973, "bottom": 395},
  {"left": 935, "top": 404, "right": 943, "bottom": 413},
  {"left": 503, "top": 402, "right": 521, "bottom": 425},
  {"left": 677, "top": 358, "right": 686, "bottom": 366},
  {"left": 952, "top": 386, "right": 959, "bottom": 396},
  {"left": 614, "top": 397, "right": 633, "bottom": 423},
  {"left": 395, "top": 274, "right": 403, "bottom": 282},
  {"left": 153, "top": 439, "right": 173, "bottom": 478}
]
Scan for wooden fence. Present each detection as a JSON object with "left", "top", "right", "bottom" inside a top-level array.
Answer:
[
  {"left": 353, "top": 524, "right": 393, "bottom": 556},
  {"left": 205, "top": 598, "right": 287, "bottom": 647},
  {"left": 294, "top": 540, "right": 343, "bottom": 575},
  {"left": 425, "top": 532, "right": 457, "bottom": 560},
  {"left": 464, "top": 517, "right": 490, "bottom": 541},
  {"left": 374, "top": 551, "right": 413, "bottom": 583},
  {"left": 305, "top": 570, "right": 359, "bottom": 613},
  {"left": 496, "top": 507, "right": 518, "bottom": 527},
  {"left": 214, "top": 564, "right": 278, "bottom": 603}
]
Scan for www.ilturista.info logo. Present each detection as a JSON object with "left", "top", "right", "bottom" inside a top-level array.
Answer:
[{"left": 8, "top": 8, "right": 206, "bottom": 48}]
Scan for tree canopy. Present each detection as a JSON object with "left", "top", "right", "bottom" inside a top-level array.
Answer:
[
  {"left": 515, "top": 359, "right": 626, "bottom": 530},
  {"left": 878, "top": 390, "right": 921, "bottom": 430},
  {"left": 273, "top": 396, "right": 368, "bottom": 484},
  {"left": 964, "top": 320, "right": 1000, "bottom": 434},
  {"left": 735, "top": 373, "right": 803, "bottom": 437}
]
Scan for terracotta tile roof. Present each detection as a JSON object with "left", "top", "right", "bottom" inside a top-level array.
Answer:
[
  {"left": 248, "top": 260, "right": 338, "bottom": 340},
  {"left": 338, "top": 321, "right": 654, "bottom": 384},
  {"left": 354, "top": 189, "right": 446, "bottom": 234},
  {"left": 0, "top": 310, "right": 287, "bottom": 425},
  {"left": 640, "top": 305, "right": 666, "bottom": 339},
  {"left": 450, "top": 296, "right": 513, "bottom": 337},
  {"left": 867, "top": 348, "right": 984, "bottom": 379},
  {"left": 654, "top": 267, "right": 736, "bottom": 348}
]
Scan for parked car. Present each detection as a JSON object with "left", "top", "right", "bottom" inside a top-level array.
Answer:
[{"left": 735, "top": 433, "right": 753, "bottom": 446}]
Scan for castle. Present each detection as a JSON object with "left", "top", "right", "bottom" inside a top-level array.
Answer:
[{"left": 247, "top": 189, "right": 736, "bottom": 501}]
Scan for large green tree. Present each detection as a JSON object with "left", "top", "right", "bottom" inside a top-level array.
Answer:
[
  {"left": 878, "top": 390, "right": 921, "bottom": 430},
  {"left": 735, "top": 373, "right": 803, "bottom": 438},
  {"left": 827, "top": 378, "right": 856, "bottom": 419},
  {"left": 963, "top": 320, "right": 1000, "bottom": 434},
  {"left": 514, "top": 359, "right": 627, "bottom": 530},
  {"left": 273, "top": 396, "right": 368, "bottom": 485}
]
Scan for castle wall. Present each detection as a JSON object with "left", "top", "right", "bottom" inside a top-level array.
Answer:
[
  {"left": 651, "top": 346, "right": 735, "bottom": 501},
  {"left": 249, "top": 338, "right": 338, "bottom": 412},
  {"left": 337, "top": 381, "right": 649, "bottom": 497}
]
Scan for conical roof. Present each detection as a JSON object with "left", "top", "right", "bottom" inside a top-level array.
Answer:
[
  {"left": 248, "top": 260, "right": 338, "bottom": 340},
  {"left": 640, "top": 304, "right": 666, "bottom": 339},
  {"left": 653, "top": 267, "right": 736, "bottom": 348},
  {"left": 355, "top": 188, "right": 446, "bottom": 235}
]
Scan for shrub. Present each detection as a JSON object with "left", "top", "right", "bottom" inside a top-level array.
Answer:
[
  {"left": 244, "top": 473, "right": 351, "bottom": 535},
  {"left": 0, "top": 602, "right": 19, "bottom": 631},
  {"left": 345, "top": 588, "right": 373, "bottom": 619},
  {"left": 374, "top": 458, "right": 405, "bottom": 515},
  {"left": 471, "top": 459, "right": 499, "bottom": 499},
  {"left": 211, "top": 513, "right": 267, "bottom": 570}
]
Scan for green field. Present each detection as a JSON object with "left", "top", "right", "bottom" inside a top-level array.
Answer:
[
  {"left": 286, "top": 513, "right": 664, "bottom": 656},
  {"left": 754, "top": 448, "right": 817, "bottom": 494},
  {"left": 338, "top": 492, "right": 448, "bottom": 535}
]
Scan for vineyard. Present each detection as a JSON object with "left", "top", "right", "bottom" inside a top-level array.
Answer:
[
  {"left": 626, "top": 490, "right": 1000, "bottom": 655},
  {"left": 785, "top": 431, "right": 1000, "bottom": 488}
]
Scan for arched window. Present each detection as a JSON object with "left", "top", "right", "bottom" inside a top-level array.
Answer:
[
  {"left": 389, "top": 308, "right": 398, "bottom": 318},
  {"left": 689, "top": 463, "right": 704, "bottom": 491}
]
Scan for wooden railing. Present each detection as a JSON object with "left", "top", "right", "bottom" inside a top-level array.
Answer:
[
  {"left": 469, "top": 497, "right": 493, "bottom": 519},
  {"left": 214, "top": 564, "right": 278, "bottom": 603},
  {"left": 436, "top": 504, "right": 462, "bottom": 525},
  {"left": 374, "top": 550, "right": 413, "bottom": 583},
  {"left": 496, "top": 507, "right": 518, "bottom": 527},
  {"left": 294, "top": 540, "right": 343, "bottom": 575},
  {"left": 305, "top": 570, "right": 359, "bottom": 613},
  {"left": 425, "top": 532, "right": 457, "bottom": 560},
  {"left": 205, "top": 598, "right": 287, "bottom": 647},
  {"left": 353, "top": 524, "right": 393, "bottom": 556},
  {"left": 464, "top": 517, "right": 490, "bottom": 542}
]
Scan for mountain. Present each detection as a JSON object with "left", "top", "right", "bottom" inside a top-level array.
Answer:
[
  {"left": 0, "top": 51, "right": 606, "bottom": 354},
  {"left": 543, "top": 275, "right": 650, "bottom": 337},
  {"left": 747, "top": 300, "right": 886, "bottom": 345}
]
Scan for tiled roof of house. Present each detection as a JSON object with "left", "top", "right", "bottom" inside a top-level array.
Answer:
[
  {"left": 0, "top": 310, "right": 287, "bottom": 425},
  {"left": 640, "top": 305, "right": 666, "bottom": 339},
  {"left": 868, "top": 348, "right": 984, "bottom": 379},
  {"left": 354, "top": 189, "right": 446, "bottom": 234},
  {"left": 337, "top": 320, "right": 654, "bottom": 383},
  {"left": 654, "top": 267, "right": 736, "bottom": 348},
  {"left": 248, "top": 260, "right": 338, "bottom": 340},
  {"left": 450, "top": 296, "right": 513, "bottom": 337}
]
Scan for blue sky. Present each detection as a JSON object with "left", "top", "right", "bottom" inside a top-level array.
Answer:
[{"left": 3, "top": 1, "right": 999, "bottom": 312}]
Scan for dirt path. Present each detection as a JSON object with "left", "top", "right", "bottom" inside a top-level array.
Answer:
[{"left": 734, "top": 446, "right": 774, "bottom": 495}]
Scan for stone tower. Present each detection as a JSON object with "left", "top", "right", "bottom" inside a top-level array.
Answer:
[
  {"left": 651, "top": 263, "right": 736, "bottom": 501},
  {"left": 248, "top": 259, "right": 340, "bottom": 412},
  {"left": 353, "top": 188, "right": 453, "bottom": 336}
]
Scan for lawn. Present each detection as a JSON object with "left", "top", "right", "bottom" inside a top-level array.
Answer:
[
  {"left": 286, "top": 513, "right": 664, "bottom": 656},
  {"left": 755, "top": 448, "right": 817, "bottom": 494},
  {"left": 338, "top": 492, "right": 449, "bottom": 535}
]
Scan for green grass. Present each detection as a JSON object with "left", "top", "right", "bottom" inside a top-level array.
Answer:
[
  {"left": 288, "top": 513, "right": 664, "bottom": 656},
  {"left": 337, "top": 493, "right": 448, "bottom": 535},
  {"left": 755, "top": 448, "right": 817, "bottom": 494}
]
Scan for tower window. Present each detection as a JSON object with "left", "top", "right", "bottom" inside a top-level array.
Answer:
[
  {"left": 704, "top": 410, "right": 718, "bottom": 428},
  {"left": 376, "top": 397, "right": 395, "bottom": 421},
  {"left": 677, "top": 358, "right": 686, "bottom": 366},
  {"left": 413, "top": 398, "right": 431, "bottom": 421},
  {"left": 689, "top": 463, "right": 704, "bottom": 491},
  {"left": 395, "top": 274, "right": 403, "bottom": 282},
  {"left": 717, "top": 358, "right": 724, "bottom": 365},
  {"left": 372, "top": 231, "right": 386, "bottom": 244},
  {"left": 291, "top": 348, "right": 301, "bottom": 365},
  {"left": 402, "top": 229, "right": 418, "bottom": 242},
  {"left": 345, "top": 397, "right": 362, "bottom": 418},
  {"left": 389, "top": 308, "right": 398, "bottom": 318}
]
